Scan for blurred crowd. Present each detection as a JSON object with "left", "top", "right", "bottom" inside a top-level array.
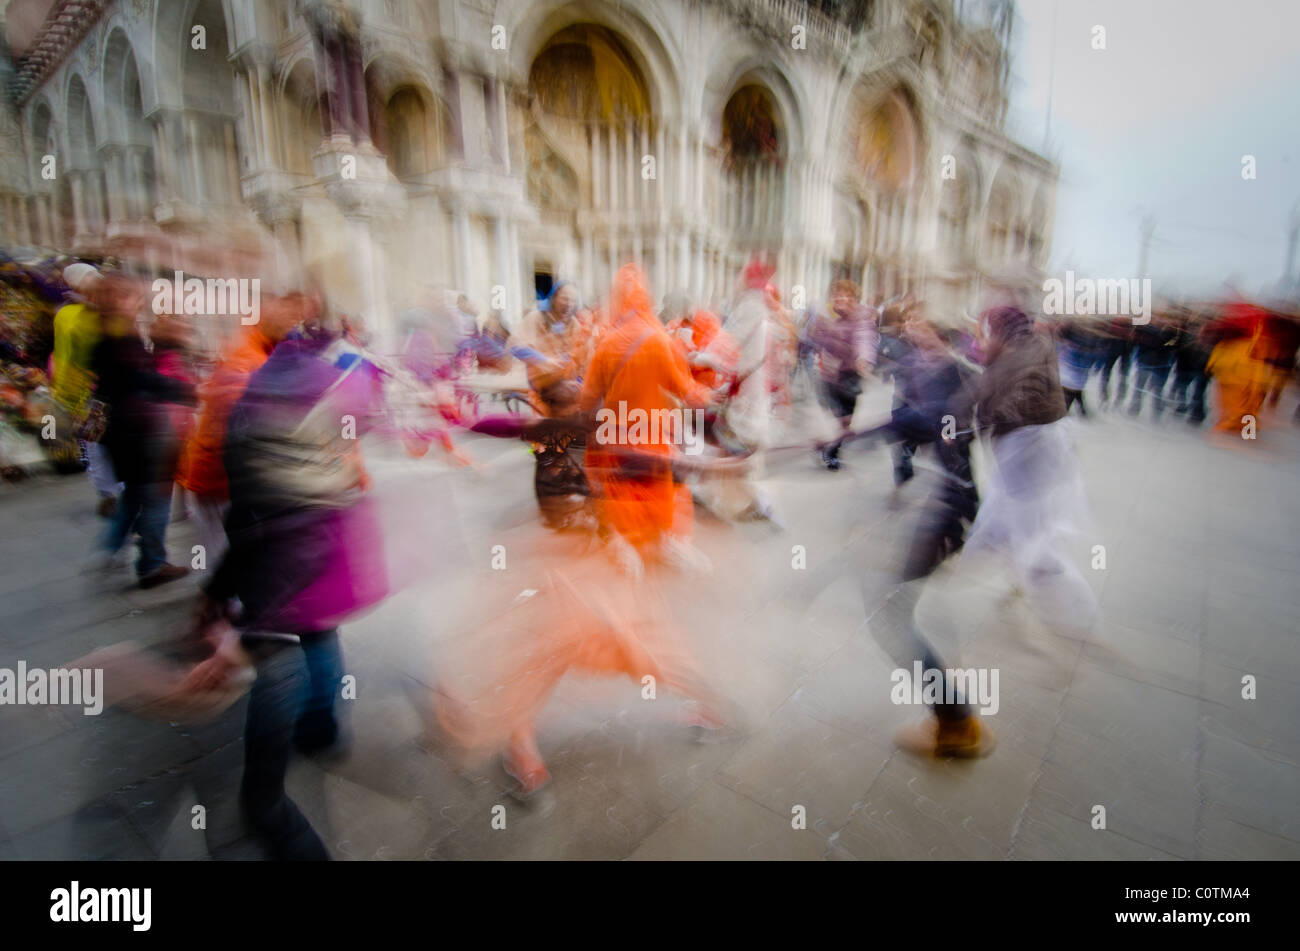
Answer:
[{"left": 2, "top": 241, "right": 1298, "bottom": 858}]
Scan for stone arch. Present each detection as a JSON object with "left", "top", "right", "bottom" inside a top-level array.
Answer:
[
  {"left": 367, "top": 79, "right": 453, "bottom": 180},
  {"left": 28, "top": 100, "right": 57, "bottom": 181},
  {"left": 984, "top": 165, "right": 1021, "bottom": 264},
  {"left": 527, "top": 23, "right": 652, "bottom": 125},
  {"left": 179, "top": 0, "right": 240, "bottom": 206},
  {"left": 152, "top": 0, "right": 234, "bottom": 113},
  {"left": 64, "top": 74, "right": 97, "bottom": 170},
  {"left": 720, "top": 84, "right": 783, "bottom": 164},
  {"left": 101, "top": 28, "right": 157, "bottom": 222},
  {"left": 279, "top": 56, "right": 323, "bottom": 178},
  {"left": 183, "top": 0, "right": 238, "bottom": 116},
  {"left": 842, "top": 83, "right": 924, "bottom": 196},
  {"left": 705, "top": 51, "right": 808, "bottom": 156},
  {"left": 66, "top": 72, "right": 111, "bottom": 238},
  {"left": 714, "top": 74, "right": 796, "bottom": 251},
  {"left": 524, "top": 21, "right": 657, "bottom": 215},
  {"left": 102, "top": 29, "right": 141, "bottom": 143},
  {"left": 506, "top": 0, "right": 682, "bottom": 120}
]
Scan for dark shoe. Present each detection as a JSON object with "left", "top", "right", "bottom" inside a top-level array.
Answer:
[
  {"left": 896, "top": 715, "right": 997, "bottom": 759},
  {"left": 820, "top": 448, "right": 842, "bottom": 471},
  {"left": 97, "top": 495, "right": 117, "bottom": 518},
  {"left": 138, "top": 563, "right": 190, "bottom": 589},
  {"left": 294, "top": 715, "right": 342, "bottom": 757}
]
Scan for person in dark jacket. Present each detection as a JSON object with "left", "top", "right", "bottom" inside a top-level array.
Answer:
[
  {"left": 1128, "top": 313, "right": 1178, "bottom": 419},
  {"left": 807, "top": 280, "right": 877, "bottom": 469},
  {"left": 89, "top": 275, "right": 195, "bottom": 588},
  {"left": 1169, "top": 309, "right": 1211, "bottom": 424},
  {"left": 1092, "top": 317, "right": 1133, "bottom": 410},
  {"left": 975, "top": 307, "right": 1067, "bottom": 437},
  {"left": 831, "top": 307, "right": 993, "bottom": 759},
  {"left": 872, "top": 298, "right": 924, "bottom": 486},
  {"left": 967, "top": 305, "right": 1099, "bottom": 635}
]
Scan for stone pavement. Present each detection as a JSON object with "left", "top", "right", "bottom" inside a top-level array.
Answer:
[{"left": 1, "top": 380, "right": 1298, "bottom": 861}]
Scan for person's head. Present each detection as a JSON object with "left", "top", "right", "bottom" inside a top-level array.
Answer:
[
  {"left": 743, "top": 255, "right": 776, "bottom": 292},
  {"left": 902, "top": 307, "right": 944, "bottom": 352},
  {"left": 978, "top": 305, "right": 1034, "bottom": 363},
  {"left": 879, "top": 297, "right": 910, "bottom": 335},
  {"left": 62, "top": 262, "right": 101, "bottom": 299},
  {"left": 549, "top": 282, "right": 578, "bottom": 321},
  {"left": 92, "top": 275, "right": 145, "bottom": 332},
  {"left": 260, "top": 291, "right": 320, "bottom": 343},
  {"left": 659, "top": 290, "right": 691, "bottom": 326},
  {"left": 831, "top": 279, "right": 859, "bottom": 316},
  {"left": 300, "top": 294, "right": 340, "bottom": 342},
  {"left": 457, "top": 294, "right": 479, "bottom": 318}
]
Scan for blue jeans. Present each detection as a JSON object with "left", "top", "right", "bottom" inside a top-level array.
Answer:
[
  {"left": 240, "top": 630, "right": 343, "bottom": 861},
  {"left": 103, "top": 481, "right": 171, "bottom": 578},
  {"left": 1129, "top": 362, "right": 1173, "bottom": 417},
  {"left": 1170, "top": 368, "right": 1209, "bottom": 422},
  {"left": 1095, "top": 343, "right": 1131, "bottom": 405}
]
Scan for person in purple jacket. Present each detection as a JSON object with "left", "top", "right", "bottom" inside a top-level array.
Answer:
[
  {"left": 806, "top": 279, "right": 878, "bottom": 470},
  {"left": 193, "top": 299, "right": 388, "bottom": 860}
]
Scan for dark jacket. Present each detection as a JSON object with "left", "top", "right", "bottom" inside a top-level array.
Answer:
[
  {"left": 90, "top": 332, "right": 195, "bottom": 484},
  {"left": 1132, "top": 323, "right": 1178, "bottom": 367},
  {"left": 977, "top": 328, "right": 1067, "bottom": 439}
]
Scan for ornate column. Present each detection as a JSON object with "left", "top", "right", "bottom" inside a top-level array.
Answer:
[
  {"left": 102, "top": 147, "right": 126, "bottom": 224},
  {"left": 68, "top": 172, "right": 87, "bottom": 242},
  {"left": 128, "top": 147, "right": 150, "bottom": 219},
  {"left": 304, "top": 0, "right": 370, "bottom": 147}
]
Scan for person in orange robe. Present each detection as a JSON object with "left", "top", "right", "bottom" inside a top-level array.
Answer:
[
  {"left": 666, "top": 308, "right": 739, "bottom": 392},
  {"left": 1207, "top": 335, "right": 1268, "bottom": 433},
  {"left": 579, "top": 266, "right": 714, "bottom": 562},
  {"left": 433, "top": 266, "right": 724, "bottom": 800}
]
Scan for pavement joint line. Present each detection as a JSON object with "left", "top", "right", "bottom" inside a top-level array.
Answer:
[{"left": 1009, "top": 597, "right": 1088, "bottom": 859}]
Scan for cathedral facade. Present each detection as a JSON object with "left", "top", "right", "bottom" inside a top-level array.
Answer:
[{"left": 1, "top": 0, "right": 1056, "bottom": 342}]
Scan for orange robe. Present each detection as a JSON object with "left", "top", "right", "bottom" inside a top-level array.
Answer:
[
  {"left": 177, "top": 327, "right": 275, "bottom": 500},
  {"left": 1207, "top": 337, "right": 1267, "bottom": 432},
  {"left": 432, "top": 269, "right": 724, "bottom": 767},
  {"left": 667, "top": 310, "right": 738, "bottom": 391},
  {"left": 579, "top": 267, "right": 710, "bottom": 550}
]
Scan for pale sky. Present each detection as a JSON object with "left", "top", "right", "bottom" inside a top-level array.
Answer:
[{"left": 1004, "top": 0, "right": 1300, "bottom": 297}]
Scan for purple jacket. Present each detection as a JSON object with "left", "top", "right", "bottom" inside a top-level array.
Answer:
[
  {"left": 206, "top": 337, "right": 387, "bottom": 633},
  {"left": 807, "top": 305, "right": 878, "bottom": 380}
]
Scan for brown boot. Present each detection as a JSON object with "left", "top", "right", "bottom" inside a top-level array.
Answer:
[
  {"left": 138, "top": 563, "right": 190, "bottom": 590},
  {"left": 896, "top": 715, "right": 996, "bottom": 759}
]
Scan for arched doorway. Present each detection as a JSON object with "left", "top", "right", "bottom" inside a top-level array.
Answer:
[
  {"left": 29, "top": 103, "right": 60, "bottom": 247},
  {"left": 281, "top": 58, "right": 323, "bottom": 179},
  {"left": 180, "top": 0, "right": 240, "bottom": 207},
  {"left": 368, "top": 83, "right": 451, "bottom": 182},
  {"left": 103, "top": 30, "right": 157, "bottom": 224},
  {"left": 720, "top": 83, "right": 786, "bottom": 248},
  {"left": 525, "top": 23, "right": 656, "bottom": 293},
  {"left": 842, "top": 85, "right": 923, "bottom": 296},
  {"left": 66, "top": 75, "right": 105, "bottom": 240}
]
